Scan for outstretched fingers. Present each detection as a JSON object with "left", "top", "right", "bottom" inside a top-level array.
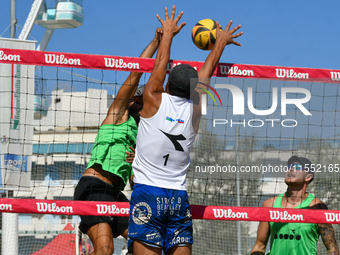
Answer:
[
  {"left": 225, "top": 20, "right": 233, "bottom": 32},
  {"left": 231, "top": 38, "right": 242, "bottom": 46},
  {"left": 233, "top": 31, "right": 243, "bottom": 39},
  {"left": 165, "top": 7, "right": 169, "bottom": 20},
  {"left": 156, "top": 14, "right": 164, "bottom": 24},
  {"left": 174, "top": 10, "right": 184, "bottom": 23},
  {"left": 176, "top": 21, "right": 186, "bottom": 33},
  {"left": 156, "top": 6, "right": 185, "bottom": 36},
  {"left": 231, "top": 25, "right": 243, "bottom": 46},
  {"left": 170, "top": 5, "right": 176, "bottom": 20},
  {"left": 231, "top": 24, "right": 242, "bottom": 34}
]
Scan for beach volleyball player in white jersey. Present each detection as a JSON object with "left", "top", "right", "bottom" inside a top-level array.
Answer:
[{"left": 127, "top": 6, "right": 243, "bottom": 255}]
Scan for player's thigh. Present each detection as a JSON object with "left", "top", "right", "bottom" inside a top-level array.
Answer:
[
  {"left": 87, "top": 222, "right": 114, "bottom": 252},
  {"left": 167, "top": 244, "right": 192, "bottom": 255},
  {"left": 165, "top": 190, "right": 193, "bottom": 251},
  {"left": 128, "top": 184, "right": 167, "bottom": 246},
  {"left": 133, "top": 240, "right": 163, "bottom": 255}
]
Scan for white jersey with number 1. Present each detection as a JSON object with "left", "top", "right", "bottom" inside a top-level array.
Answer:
[{"left": 132, "top": 93, "right": 197, "bottom": 190}]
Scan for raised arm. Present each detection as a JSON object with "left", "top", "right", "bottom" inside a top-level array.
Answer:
[
  {"left": 101, "top": 28, "right": 162, "bottom": 126},
  {"left": 192, "top": 20, "right": 243, "bottom": 132},
  {"left": 140, "top": 5, "right": 185, "bottom": 118}
]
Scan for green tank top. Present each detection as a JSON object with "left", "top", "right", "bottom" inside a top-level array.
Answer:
[
  {"left": 268, "top": 193, "right": 320, "bottom": 255},
  {"left": 87, "top": 116, "right": 138, "bottom": 190}
]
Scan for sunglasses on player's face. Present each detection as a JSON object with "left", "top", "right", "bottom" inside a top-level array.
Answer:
[
  {"left": 132, "top": 96, "right": 143, "bottom": 105},
  {"left": 288, "top": 163, "right": 304, "bottom": 171}
]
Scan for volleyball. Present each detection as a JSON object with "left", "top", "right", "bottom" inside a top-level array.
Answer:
[{"left": 192, "top": 19, "right": 220, "bottom": 50}]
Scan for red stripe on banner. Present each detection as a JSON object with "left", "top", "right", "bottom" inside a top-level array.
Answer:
[
  {"left": 1, "top": 198, "right": 340, "bottom": 224},
  {"left": 1, "top": 48, "right": 340, "bottom": 82}
]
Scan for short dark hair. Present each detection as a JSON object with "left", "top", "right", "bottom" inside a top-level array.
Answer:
[
  {"left": 168, "top": 64, "right": 198, "bottom": 99},
  {"left": 169, "top": 82, "right": 190, "bottom": 99}
]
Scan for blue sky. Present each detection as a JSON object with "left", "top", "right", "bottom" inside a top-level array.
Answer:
[{"left": 1, "top": 0, "right": 340, "bottom": 70}]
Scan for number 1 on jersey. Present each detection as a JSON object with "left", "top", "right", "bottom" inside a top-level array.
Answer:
[{"left": 163, "top": 154, "right": 170, "bottom": 166}]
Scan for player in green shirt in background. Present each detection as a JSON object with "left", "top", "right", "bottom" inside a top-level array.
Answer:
[{"left": 251, "top": 156, "right": 339, "bottom": 255}]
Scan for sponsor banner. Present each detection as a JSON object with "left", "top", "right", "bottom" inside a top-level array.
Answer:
[
  {"left": 190, "top": 205, "right": 340, "bottom": 224},
  {"left": 0, "top": 38, "right": 35, "bottom": 190},
  {"left": 1, "top": 48, "right": 340, "bottom": 82},
  {"left": 1, "top": 198, "right": 340, "bottom": 224}
]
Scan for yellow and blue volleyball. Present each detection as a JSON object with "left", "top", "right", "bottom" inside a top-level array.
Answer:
[{"left": 192, "top": 19, "right": 220, "bottom": 50}]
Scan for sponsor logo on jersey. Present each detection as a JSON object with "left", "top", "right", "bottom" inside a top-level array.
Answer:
[
  {"left": 273, "top": 229, "right": 301, "bottom": 241},
  {"left": 132, "top": 202, "right": 152, "bottom": 225},
  {"left": 166, "top": 116, "right": 184, "bottom": 124}
]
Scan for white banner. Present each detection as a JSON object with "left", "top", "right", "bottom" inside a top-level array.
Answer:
[{"left": 0, "top": 38, "right": 35, "bottom": 191}]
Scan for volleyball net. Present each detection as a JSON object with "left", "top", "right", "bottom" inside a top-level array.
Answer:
[{"left": 1, "top": 45, "right": 340, "bottom": 254}]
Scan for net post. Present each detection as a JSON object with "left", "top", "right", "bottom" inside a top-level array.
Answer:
[{"left": 2, "top": 212, "right": 18, "bottom": 255}]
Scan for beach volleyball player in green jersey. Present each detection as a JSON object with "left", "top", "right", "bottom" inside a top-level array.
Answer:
[
  {"left": 74, "top": 28, "right": 163, "bottom": 255},
  {"left": 251, "top": 156, "right": 339, "bottom": 255}
]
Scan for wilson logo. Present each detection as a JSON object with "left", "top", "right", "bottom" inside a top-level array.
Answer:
[
  {"left": 104, "top": 58, "right": 140, "bottom": 69},
  {"left": 269, "top": 210, "right": 304, "bottom": 221},
  {"left": 325, "top": 213, "right": 340, "bottom": 222},
  {"left": 0, "top": 203, "right": 13, "bottom": 211},
  {"left": 36, "top": 203, "right": 74, "bottom": 213},
  {"left": 44, "top": 54, "right": 81, "bottom": 65},
  {"left": 276, "top": 68, "right": 309, "bottom": 79},
  {"left": 213, "top": 209, "right": 249, "bottom": 219},
  {"left": 96, "top": 204, "right": 129, "bottom": 215},
  {"left": 219, "top": 65, "right": 254, "bottom": 77},
  {"left": 0, "top": 51, "right": 21, "bottom": 62},
  {"left": 330, "top": 72, "right": 340, "bottom": 82}
]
